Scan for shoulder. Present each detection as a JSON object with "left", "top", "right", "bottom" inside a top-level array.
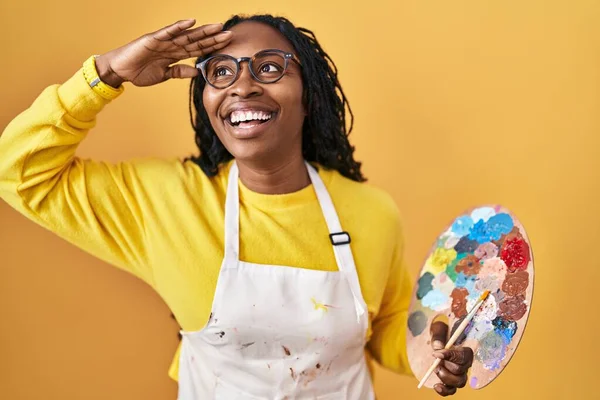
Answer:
[
  {"left": 115, "top": 157, "right": 231, "bottom": 198},
  {"left": 319, "top": 165, "right": 403, "bottom": 235}
]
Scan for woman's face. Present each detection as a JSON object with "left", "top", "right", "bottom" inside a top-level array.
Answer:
[{"left": 202, "top": 21, "right": 305, "bottom": 164}]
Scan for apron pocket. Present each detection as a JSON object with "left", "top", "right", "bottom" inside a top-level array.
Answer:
[{"left": 214, "top": 377, "right": 266, "bottom": 400}]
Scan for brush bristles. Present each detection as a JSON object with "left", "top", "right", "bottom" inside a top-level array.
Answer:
[{"left": 480, "top": 290, "right": 490, "bottom": 301}]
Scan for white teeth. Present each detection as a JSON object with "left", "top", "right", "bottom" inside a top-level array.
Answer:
[{"left": 229, "top": 110, "right": 273, "bottom": 124}]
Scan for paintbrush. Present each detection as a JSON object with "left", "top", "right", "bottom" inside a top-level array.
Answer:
[{"left": 417, "top": 290, "right": 490, "bottom": 389}]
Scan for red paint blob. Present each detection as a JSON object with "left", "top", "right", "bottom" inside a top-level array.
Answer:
[{"left": 500, "top": 237, "right": 530, "bottom": 272}]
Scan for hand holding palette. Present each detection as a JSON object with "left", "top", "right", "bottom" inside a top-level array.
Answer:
[{"left": 406, "top": 205, "right": 534, "bottom": 389}]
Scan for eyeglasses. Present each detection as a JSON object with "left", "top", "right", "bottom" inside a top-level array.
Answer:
[{"left": 196, "top": 49, "right": 302, "bottom": 89}]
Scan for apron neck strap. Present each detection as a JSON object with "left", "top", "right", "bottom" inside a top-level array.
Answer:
[
  {"left": 305, "top": 162, "right": 368, "bottom": 320},
  {"left": 223, "top": 162, "right": 241, "bottom": 265}
]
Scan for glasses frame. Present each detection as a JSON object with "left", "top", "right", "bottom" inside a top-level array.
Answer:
[{"left": 196, "top": 48, "right": 302, "bottom": 89}]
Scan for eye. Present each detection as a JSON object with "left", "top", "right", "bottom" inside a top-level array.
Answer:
[
  {"left": 258, "top": 63, "right": 282, "bottom": 74},
  {"left": 214, "top": 66, "right": 234, "bottom": 77}
]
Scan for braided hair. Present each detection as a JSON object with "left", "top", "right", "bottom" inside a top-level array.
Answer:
[{"left": 187, "top": 14, "right": 366, "bottom": 182}]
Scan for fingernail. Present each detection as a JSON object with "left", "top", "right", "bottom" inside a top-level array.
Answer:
[
  {"left": 433, "top": 351, "right": 445, "bottom": 360},
  {"left": 432, "top": 340, "right": 444, "bottom": 350},
  {"left": 434, "top": 385, "right": 443, "bottom": 394}
]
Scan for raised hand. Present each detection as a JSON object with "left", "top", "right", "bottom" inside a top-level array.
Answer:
[{"left": 94, "top": 19, "right": 232, "bottom": 87}]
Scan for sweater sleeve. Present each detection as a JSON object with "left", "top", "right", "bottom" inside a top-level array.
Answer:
[
  {"left": 366, "top": 217, "right": 414, "bottom": 376},
  {"left": 0, "top": 66, "right": 155, "bottom": 285}
]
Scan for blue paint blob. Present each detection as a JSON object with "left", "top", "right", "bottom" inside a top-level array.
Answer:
[
  {"left": 486, "top": 213, "right": 514, "bottom": 239},
  {"left": 455, "top": 272, "right": 476, "bottom": 294},
  {"left": 455, "top": 272, "right": 468, "bottom": 287},
  {"left": 421, "top": 289, "right": 449, "bottom": 311},
  {"left": 468, "top": 219, "right": 494, "bottom": 243},
  {"left": 492, "top": 317, "right": 518, "bottom": 344},
  {"left": 454, "top": 236, "right": 479, "bottom": 253},
  {"left": 469, "top": 213, "right": 515, "bottom": 243},
  {"left": 407, "top": 311, "right": 428, "bottom": 336},
  {"left": 417, "top": 272, "right": 435, "bottom": 300},
  {"left": 452, "top": 215, "right": 474, "bottom": 236}
]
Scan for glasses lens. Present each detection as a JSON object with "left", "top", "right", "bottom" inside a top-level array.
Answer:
[
  {"left": 251, "top": 51, "right": 287, "bottom": 83},
  {"left": 204, "top": 56, "right": 238, "bottom": 88}
]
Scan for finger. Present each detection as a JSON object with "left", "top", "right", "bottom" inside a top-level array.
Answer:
[
  {"left": 165, "top": 64, "right": 199, "bottom": 80},
  {"left": 172, "top": 23, "right": 226, "bottom": 47},
  {"left": 434, "top": 383, "right": 457, "bottom": 397},
  {"left": 182, "top": 31, "right": 233, "bottom": 53},
  {"left": 436, "top": 364, "right": 467, "bottom": 389},
  {"left": 433, "top": 347, "right": 474, "bottom": 366},
  {"left": 185, "top": 40, "right": 231, "bottom": 58},
  {"left": 430, "top": 320, "right": 449, "bottom": 350},
  {"left": 167, "top": 36, "right": 231, "bottom": 61},
  {"left": 153, "top": 19, "right": 197, "bottom": 41},
  {"left": 440, "top": 359, "right": 470, "bottom": 375}
]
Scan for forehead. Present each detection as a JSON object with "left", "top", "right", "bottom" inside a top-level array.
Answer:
[{"left": 218, "top": 21, "right": 295, "bottom": 57}]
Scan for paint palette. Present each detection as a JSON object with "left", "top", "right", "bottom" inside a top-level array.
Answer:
[{"left": 406, "top": 205, "right": 534, "bottom": 389}]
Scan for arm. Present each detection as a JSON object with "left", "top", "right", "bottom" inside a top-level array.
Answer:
[
  {"left": 0, "top": 61, "right": 155, "bottom": 283},
  {"left": 0, "top": 20, "right": 232, "bottom": 285},
  {"left": 366, "top": 221, "right": 413, "bottom": 375}
]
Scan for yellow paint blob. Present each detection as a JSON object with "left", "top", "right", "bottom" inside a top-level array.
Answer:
[{"left": 424, "top": 247, "right": 457, "bottom": 274}]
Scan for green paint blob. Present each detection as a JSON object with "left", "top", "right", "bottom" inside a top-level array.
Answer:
[
  {"left": 446, "top": 253, "right": 467, "bottom": 281},
  {"left": 416, "top": 272, "right": 434, "bottom": 300}
]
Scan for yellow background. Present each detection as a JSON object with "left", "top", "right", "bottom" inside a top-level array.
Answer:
[{"left": 0, "top": 0, "right": 597, "bottom": 398}]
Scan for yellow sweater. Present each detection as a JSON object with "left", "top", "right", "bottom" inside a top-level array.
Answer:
[{"left": 0, "top": 63, "right": 413, "bottom": 381}]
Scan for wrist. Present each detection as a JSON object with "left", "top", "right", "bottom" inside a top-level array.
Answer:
[
  {"left": 82, "top": 55, "right": 124, "bottom": 100},
  {"left": 94, "top": 54, "right": 125, "bottom": 88}
]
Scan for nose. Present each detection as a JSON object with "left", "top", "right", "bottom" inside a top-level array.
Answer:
[{"left": 226, "top": 62, "right": 263, "bottom": 98}]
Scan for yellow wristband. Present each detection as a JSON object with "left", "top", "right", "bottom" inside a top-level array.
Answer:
[{"left": 82, "top": 55, "right": 124, "bottom": 100}]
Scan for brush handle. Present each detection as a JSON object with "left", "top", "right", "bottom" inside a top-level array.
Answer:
[
  {"left": 445, "top": 301, "right": 481, "bottom": 347},
  {"left": 417, "top": 358, "right": 442, "bottom": 389}
]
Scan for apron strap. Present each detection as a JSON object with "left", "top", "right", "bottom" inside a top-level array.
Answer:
[
  {"left": 306, "top": 162, "right": 368, "bottom": 321},
  {"left": 223, "top": 162, "right": 240, "bottom": 266}
]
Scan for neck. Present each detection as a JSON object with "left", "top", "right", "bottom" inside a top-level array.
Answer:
[{"left": 236, "top": 153, "right": 310, "bottom": 195}]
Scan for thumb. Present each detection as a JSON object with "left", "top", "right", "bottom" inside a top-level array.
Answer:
[
  {"left": 430, "top": 320, "right": 448, "bottom": 351},
  {"left": 165, "top": 64, "right": 199, "bottom": 80}
]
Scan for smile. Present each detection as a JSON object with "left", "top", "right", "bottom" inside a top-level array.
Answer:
[
  {"left": 224, "top": 108, "right": 277, "bottom": 139},
  {"left": 227, "top": 109, "right": 274, "bottom": 128}
]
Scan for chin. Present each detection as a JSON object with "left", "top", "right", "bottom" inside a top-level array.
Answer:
[{"left": 227, "top": 141, "right": 275, "bottom": 164}]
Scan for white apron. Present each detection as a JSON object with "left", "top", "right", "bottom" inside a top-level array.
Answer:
[{"left": 177, "top": 161, "right": 375, "bottom": 400}]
